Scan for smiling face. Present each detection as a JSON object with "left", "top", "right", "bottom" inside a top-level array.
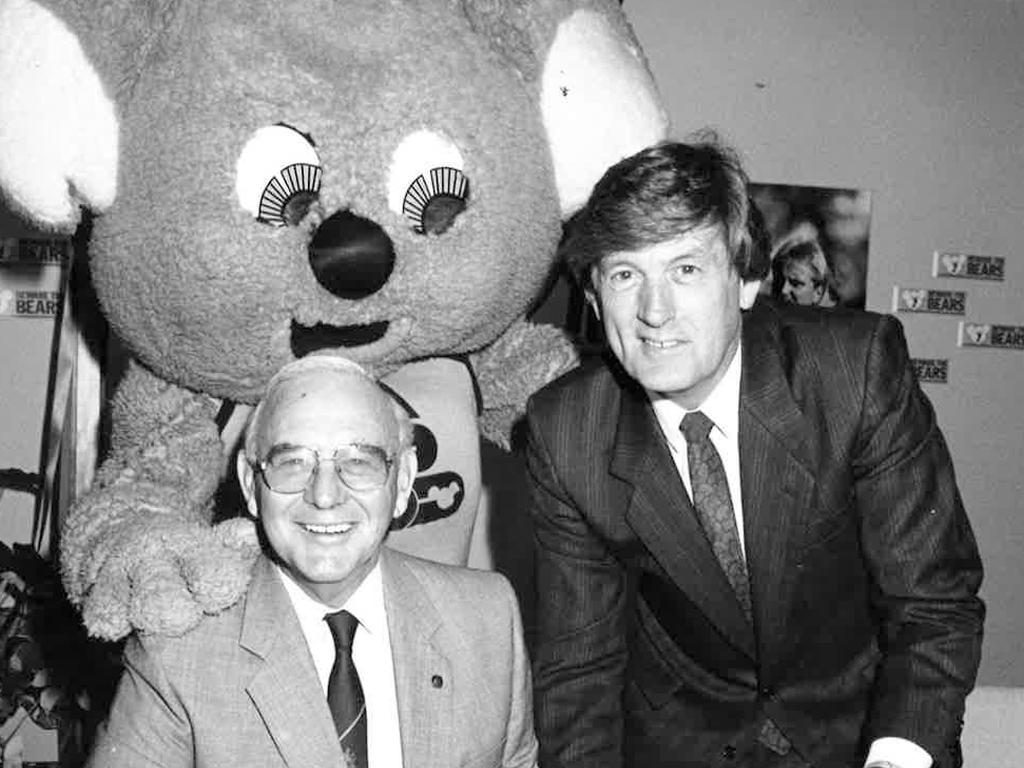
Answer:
[
  {"left": 237, "top": 368, "right": 415, "bottom": 606},
  {"left": 588, "top": 225, "right": 761, "bottom": 410},
  {"left": 91, "top": 2, "right": 560, "bottom": 403}
]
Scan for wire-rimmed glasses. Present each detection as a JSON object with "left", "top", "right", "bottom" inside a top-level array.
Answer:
[{"left": 252, "top": 444, "right": 394, "bottom": 494}]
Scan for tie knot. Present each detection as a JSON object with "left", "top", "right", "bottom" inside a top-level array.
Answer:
[
  {"left": 680, "top": 410, "right": 714, "bottom": 443},
  {"left": 325, "top": 609, "right": 359, "bottom": 651}
]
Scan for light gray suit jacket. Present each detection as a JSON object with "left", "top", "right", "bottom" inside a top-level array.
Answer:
[{"left": 87, "top": 548, "right": 538, "bottom": 768}]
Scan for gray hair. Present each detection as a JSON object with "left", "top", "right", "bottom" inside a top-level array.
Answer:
[{"left": 242, "top": 355, "right": 414, "bottom": 461}]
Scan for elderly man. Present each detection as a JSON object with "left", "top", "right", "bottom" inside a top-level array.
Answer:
[
  {"left": 88, "top": 356, "right": 538, "bottom": 768},
  {"left": 526, "top": 140, "right": 983, "bottom": 768}
]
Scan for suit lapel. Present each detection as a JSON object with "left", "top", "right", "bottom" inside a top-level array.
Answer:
[
  {"left": 382, "top": 549, "right": 452, "bottom": 768},
  {"left": 611, "top": 377, "right": 756, "bottom": 660},
  {"left": 738, "top": 310, "right": 818, "bottom": 657},
  {"left": 240, "top": 557, "right": 344, "bottom": 768}
]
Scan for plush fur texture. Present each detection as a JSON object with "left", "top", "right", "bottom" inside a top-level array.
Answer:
[{"left": 0, "top": 0, "right": 666, "bottom": 639}]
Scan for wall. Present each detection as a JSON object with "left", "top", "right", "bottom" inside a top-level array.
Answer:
[
  {"left": 0, "top": 204, "right": 61, "bottom": 550},
  {"left": 622, "top": 0, "right": 1024, "bottom": 684},
  {"left": 0, "top": 0, "right": 1017, "bottom": 687}
]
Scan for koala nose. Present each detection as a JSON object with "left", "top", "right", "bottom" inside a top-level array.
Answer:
[{"left": 308, "top": 210, "right": 395, "bottom": 299}]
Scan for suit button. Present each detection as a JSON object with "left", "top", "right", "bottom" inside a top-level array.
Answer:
[
  {"left": 722, "top": 744, "right": 736, "bottom": 760},
  {"left": 431, "top": 674, "right": 443, "bottom": 688},
  {"left": 758, "top": 685, "right": 774, "bottom": 698}
]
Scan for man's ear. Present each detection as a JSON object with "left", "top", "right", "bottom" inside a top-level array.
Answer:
[
  {"left": 393, "top": 446, "right": 419, "bottom": 520},
  {"left": 740, "top": 279, "right": 762, "bottom": 310},
  {"left": 236, "top": 450, "right": 259, "bottom": 519}
]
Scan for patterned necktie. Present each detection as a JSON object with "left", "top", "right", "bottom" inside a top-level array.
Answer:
[
  {"left": 680, "top": 411, "right": 753, "bottom": 623},
  {"left": 325, "top": 610, "right": 368, "bottom": 768}
]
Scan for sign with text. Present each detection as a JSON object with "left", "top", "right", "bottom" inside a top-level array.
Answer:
[
  {"left": 911, "top": 358, "right": 949, "bottom": 384},
  {"left": 0, "top": 288, "right": 62, "bottom": 318},
  {"left": 958, "top": 322, "right": 1024, "bottom": 350},
  {"left": 0, "top": 237, "right": 71, "bottom": 265},
  {"left": 892, "top": 286, "right": 966, "bottom": 315},
  {"left": 933, "top": 251, "right": 1005, "bottom": 281},
  {"left": 0, "top": 266, "right": 64, "bottom": 319}
]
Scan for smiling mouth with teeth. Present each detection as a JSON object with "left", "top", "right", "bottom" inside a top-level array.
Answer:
[
  {"left": 301, "top": 522, "right": 356, "bottom": 535},
  {"left": 643, "top": 339, "right": 683, "bottom": 348}
]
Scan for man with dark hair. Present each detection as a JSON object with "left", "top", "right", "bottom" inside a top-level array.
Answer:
[{"left": 527, "top": 139, "right": 983, "bottom": 768}]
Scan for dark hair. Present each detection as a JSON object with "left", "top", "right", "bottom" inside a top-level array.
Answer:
[
  {"left": 560, "top": 137, "right": 770, "bottom": 289},
  {"left": 745, "top": 196, "right": 771, "bottom": 281}
]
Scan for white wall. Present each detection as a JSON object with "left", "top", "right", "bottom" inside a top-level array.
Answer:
[
  {"left": 623, "top": 0, "right": 1024, "bottom": 684},
  {"left": 0, "top": 206, "right": 60, "bottom": 548}
]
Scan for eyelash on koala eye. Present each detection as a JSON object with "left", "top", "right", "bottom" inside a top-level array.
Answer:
[
  {"left": 401, "top": 166, "right": 469, "bottom": 233},
  {"left": 257, "top": 163, "right": 322, "bottom": 226}
]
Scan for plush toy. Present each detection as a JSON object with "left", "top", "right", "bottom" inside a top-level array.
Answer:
[{"left": 0, "top": 0, "right": 666, "bottom": 640}]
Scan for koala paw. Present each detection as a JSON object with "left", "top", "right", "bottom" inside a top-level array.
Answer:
[
  {"left": 184, "top": 518, "right": 261, "bottom": 615},
  {"left": 70, "top": 514, "right": 260, "bottom": 640}
]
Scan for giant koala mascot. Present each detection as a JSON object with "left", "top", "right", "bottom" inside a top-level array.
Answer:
[{"left": 0, "top": 0, "right": 667, "bottom": 639}]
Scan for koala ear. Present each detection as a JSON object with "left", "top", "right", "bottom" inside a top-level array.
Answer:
[
  {"left": 0, "top": 0, "right": 118, "bottom": 230},
  {"left": 541, "top": 6, "right": 669, "bottom": 217}
]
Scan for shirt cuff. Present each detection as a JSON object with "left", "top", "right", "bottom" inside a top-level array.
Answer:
[{"left": 864, "top": 737, "right": 933, "bottom": 768}]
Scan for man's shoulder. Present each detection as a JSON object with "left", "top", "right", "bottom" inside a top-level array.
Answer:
[
  {"left": 383, "top": 548, "right": 513, "bottom": 603},
  {"left": 752, "top": 297, "right": 885, "bottom": 336},
  {"left": 744, "top": 302, "right": 915, "bottom": 425},
  {"left": 382, "top": 550, "right": 522, "bottom": 648},
  {"left": 528, "top": 350, "right": 622, "bottom": 418},
  {"left": 129, "top": 558, "right": 281, "bottom": 662},
  {"left": 127, "top": 596, "right": 247, "bottom": 666},
  {"left": 747, "top": 300, "right": 898, "bottom": 363}
]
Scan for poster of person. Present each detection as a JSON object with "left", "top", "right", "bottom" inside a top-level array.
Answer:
[{"left": 749, "top": 182, "right": 872, "bottom": 309}]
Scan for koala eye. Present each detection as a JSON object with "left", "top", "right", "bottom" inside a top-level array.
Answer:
[
  {"left": 388, "top": 130, "right": 470, "bottom": 235},
  {"left": 236, "top": 124, "right": 323, "bottom": 226}
]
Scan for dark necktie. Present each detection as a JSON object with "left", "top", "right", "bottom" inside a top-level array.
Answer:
[
  {"left": 325, "top": 610, "right": 368, "bottom": 768},
  {"left": 680, "top": 411, "right": 753, "bottom": 623},
  {"left": 681, "top": 414, "right": 791, "bottom": 755}
]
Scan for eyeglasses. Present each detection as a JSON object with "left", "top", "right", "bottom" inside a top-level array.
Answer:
[{"left": 252, "top": 444, "right": 394, "bottom": 494}]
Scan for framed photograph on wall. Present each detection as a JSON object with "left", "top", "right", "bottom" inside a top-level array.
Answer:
[{"left": 749, "top": 182, "right": 872, "bottom": 310}]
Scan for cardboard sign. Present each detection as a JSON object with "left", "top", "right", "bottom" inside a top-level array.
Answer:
[
  {"left": 0, "top": 263, "right": 65, "bottom": 319},
  {"left": 958, "top": 322, "right": 1024, "bottom": 350},
  {"left": 933, "top": 251, "right": 1005, "bottom": 281},
  {"left": 0, "top": 288, "right": 62, "bottom": 318},
  {"left": 911, "top": 358, "right": 949, "bottom": 384},
  {"left": 0, "top": 237, "right": 71, "bottom": 265},
  {"left": 892, "top": 286, "right": 966, "bottom": 315}
]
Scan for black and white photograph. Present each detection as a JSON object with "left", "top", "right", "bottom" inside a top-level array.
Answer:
[
  {"left": 750, "top": 182, "right": 872, "bottom": 310},
  {"left": 0, "top": 1, "right": 1022, "bottom": 766}
]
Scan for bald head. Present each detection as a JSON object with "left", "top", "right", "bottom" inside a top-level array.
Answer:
[{"left": 243, "top": 356, "right": 412, "bottom": 464}]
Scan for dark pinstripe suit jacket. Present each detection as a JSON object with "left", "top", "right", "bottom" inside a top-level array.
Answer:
[{"left": 526, "top": 301, "right": 984, "bottom": 768}]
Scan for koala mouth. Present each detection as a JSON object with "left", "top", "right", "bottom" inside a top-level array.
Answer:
[{"left": 290, "top": 319, "right": 390, "bottom": 356}]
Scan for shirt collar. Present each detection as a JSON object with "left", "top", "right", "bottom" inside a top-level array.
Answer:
[
  {"left": 276, "top": 558, "right": 388, "bottom": 639},
  {"left": 648, "top": 340, "right": 742, "bottom": 450}
]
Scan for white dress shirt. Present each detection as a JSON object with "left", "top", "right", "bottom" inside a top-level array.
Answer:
[
  {"left": 277, "top": 561, "right": 404, "bottom": 768},
  {"left": 646, "top": 343, "right": 931, "bottom": 768}
]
